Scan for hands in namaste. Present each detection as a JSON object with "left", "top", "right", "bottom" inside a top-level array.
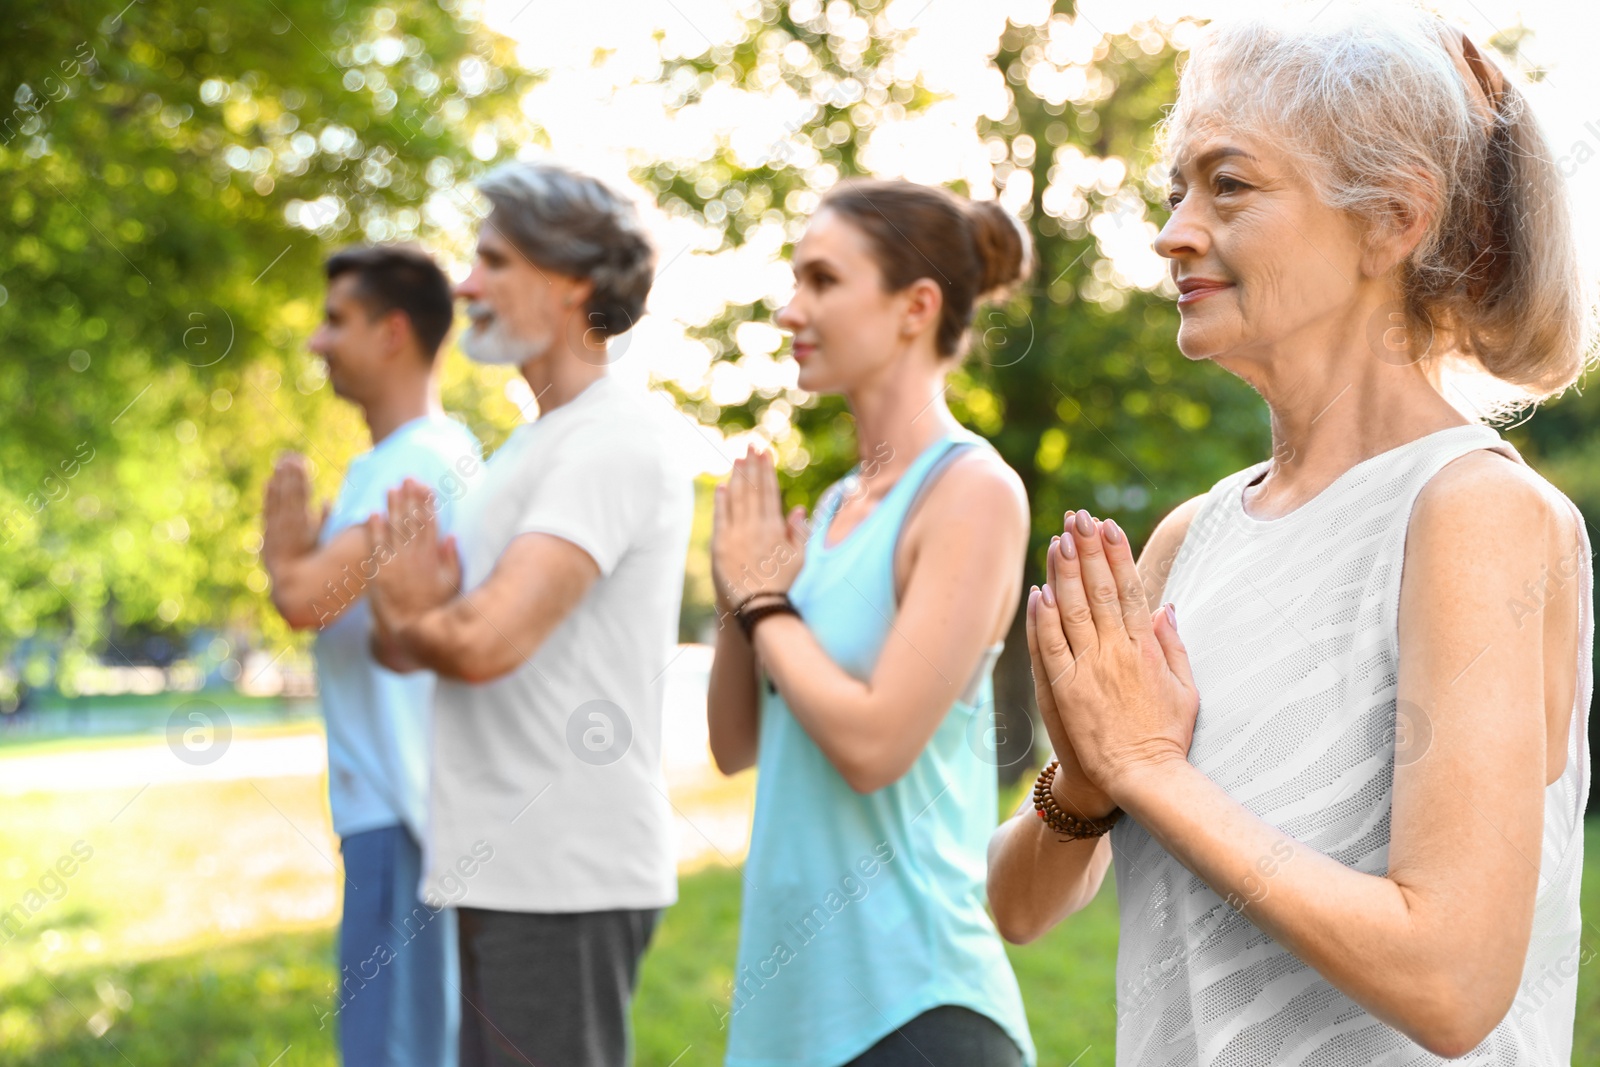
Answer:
[
  {"left": 1026, "top": 509, "right": 1200, "bottom": 813},
  {"left": 711, "top": 445, "right": 809, "bottom": 616}
]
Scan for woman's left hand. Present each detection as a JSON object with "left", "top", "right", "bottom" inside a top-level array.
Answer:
[
  {"left": 1034, "top": 509, "right": 1201, "bottom": 801},
  {"left": 711, "top": 445, "right": 809, "bottom": 612}
]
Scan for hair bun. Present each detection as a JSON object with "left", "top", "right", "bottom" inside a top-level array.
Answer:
[
  {"left": 966, "top": 199, "right": 1033, "bottom": 299},
  {"left": 816, "top": 178, "right": 1033, "bottom": 359}
]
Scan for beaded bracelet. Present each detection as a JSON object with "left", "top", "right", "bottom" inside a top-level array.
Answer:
[{"left": 1032, "top": 759, "right": 1122, "bottom": 840}]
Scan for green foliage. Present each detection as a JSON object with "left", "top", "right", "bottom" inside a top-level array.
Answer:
[
  {"left": 628, "top": 5, "right": 1600, "bottom": 791},
  {"left": 629, "top": 4, "right": 1270, "bottom": 773},
  {"left": 632, "top": 4, "right": 1267, "bottom": 563},
  {"left": 633, "top": 1, "right": 942, "bottom": 508},
  {"left": 979, "top": 16, "right": 1267, "bottom": 551},
  {"left": 0, "top": 0, "right": 537, "bottom": 660},
  {"left": 4, "top": 1, "right": 1598, "bottom": 796}
]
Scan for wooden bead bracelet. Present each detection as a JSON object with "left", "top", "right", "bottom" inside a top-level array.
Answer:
[{"left": 1032, "top": 759, "right": 1122, "bottom": 840}]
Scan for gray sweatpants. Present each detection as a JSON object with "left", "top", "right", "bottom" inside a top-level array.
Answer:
[{"left": 455, "top": 905, "right": 660, "bottom": 1067}]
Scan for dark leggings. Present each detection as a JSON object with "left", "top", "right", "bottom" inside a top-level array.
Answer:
[{"left": 844, "top": 1005, "right": 1024, "bottom": 1067}]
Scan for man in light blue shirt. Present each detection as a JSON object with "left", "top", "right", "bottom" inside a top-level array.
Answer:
[{"left": 263, "top": 245, "right": 481, "bottom": 1067}]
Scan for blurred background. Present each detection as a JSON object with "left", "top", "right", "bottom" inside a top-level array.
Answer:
[{"left": 2, "top": 0, "right": 1597, "bottom": 1063}]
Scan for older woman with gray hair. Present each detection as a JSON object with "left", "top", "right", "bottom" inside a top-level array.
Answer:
[
  {"left": 988, "top": 2, "right": 1592, "bottom": 1064},
  {"left": 367, "top": 160, "right": 694, "bottom": 1067}
]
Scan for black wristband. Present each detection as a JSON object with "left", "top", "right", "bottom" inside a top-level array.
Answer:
[
  {"left": 730, "top": 589, "right": 789, "bottom": 615},
  {"left": 735, "top": 596, "right": 799, "bottom": 640}
]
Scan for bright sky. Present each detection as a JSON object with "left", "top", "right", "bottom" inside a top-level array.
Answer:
[{"left": 462, "top": 0, "right": 1600, "bottom": 471}]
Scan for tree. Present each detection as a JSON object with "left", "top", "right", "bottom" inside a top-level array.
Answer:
[
  {"left": 633, "top": 0, "right": 1267, "bottom": 778},
  {"left": 0, "top": 0, "right": 535, "bottom": 686}
]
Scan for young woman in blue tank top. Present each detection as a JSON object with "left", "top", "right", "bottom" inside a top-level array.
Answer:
[{"left": 707, "top": 179, "right": 1038, "bottom": 1067}]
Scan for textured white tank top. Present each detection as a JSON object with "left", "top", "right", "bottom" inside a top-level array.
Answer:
[{"left": 1110, "top": 424, "right": 1593, "bottom": 1066}]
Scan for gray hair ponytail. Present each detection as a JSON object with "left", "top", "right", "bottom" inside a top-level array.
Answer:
[{"left": 1160, "top": 1, "right": 1593, "bottom": 409}]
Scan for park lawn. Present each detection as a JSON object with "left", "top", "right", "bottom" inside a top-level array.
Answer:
[
  {"left": 0, "top": 772, "right": 1595, "bottom": 1066},
  {"left": 0, "top": 694, "right": 318, "bottom": 757},
  {"left": 0, "top": 719, "right": 323, "bottom": 763}
]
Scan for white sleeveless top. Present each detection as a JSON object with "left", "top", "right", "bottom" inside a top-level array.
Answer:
[{"left": 1110, "top": 425, "right": 1593, "bottom": 1066}]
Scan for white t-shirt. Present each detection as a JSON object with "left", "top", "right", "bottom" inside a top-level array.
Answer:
[
  {"left": 423, "top": 375, "right": 695, "bottom": 913},
  {"left": 312, "top": 414, "right": 483, "bottom": 842}
]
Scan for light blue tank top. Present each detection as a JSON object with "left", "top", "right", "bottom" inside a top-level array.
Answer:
[{"left": 724, "top": 427, "right": 1037, "bottom": 1067}]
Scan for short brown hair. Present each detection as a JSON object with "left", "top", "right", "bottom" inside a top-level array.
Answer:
[{"left": 324, "top": 244, "right": 454, "bottom": 360}]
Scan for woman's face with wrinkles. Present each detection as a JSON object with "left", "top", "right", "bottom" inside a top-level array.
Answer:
[{"left": 1156, "top": 130, "right": 1374, "bottom": 368}]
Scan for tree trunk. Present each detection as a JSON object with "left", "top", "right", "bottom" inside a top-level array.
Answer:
[{"left": 991, "top": 598, "right": 1041, "bottom": 788}]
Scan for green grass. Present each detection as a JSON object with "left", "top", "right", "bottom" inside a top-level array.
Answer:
[
  {"left": 0, "top": 933, "right": 337, "bottom": 1065},
  {"left": 0, "top": 769, "right": 1595, "bottom": 1066},
  {"left": 631, "top": 857, "right": 1124, "bottom": 1066},
  {"left": 0, "top": 859, "right": 1119, "bottom": 1067}
]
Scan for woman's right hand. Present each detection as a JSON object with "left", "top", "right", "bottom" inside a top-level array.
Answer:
[
  {"left": 711, "top": 446, "right": 808, "bottom": 617},
  {"left": 1026, "top": 531, "right": 1118, "bottom": 821}
]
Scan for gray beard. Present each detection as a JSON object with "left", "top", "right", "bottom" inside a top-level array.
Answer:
[{"left": 459, "top": 316, "right": 549, "bottom": 366}]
